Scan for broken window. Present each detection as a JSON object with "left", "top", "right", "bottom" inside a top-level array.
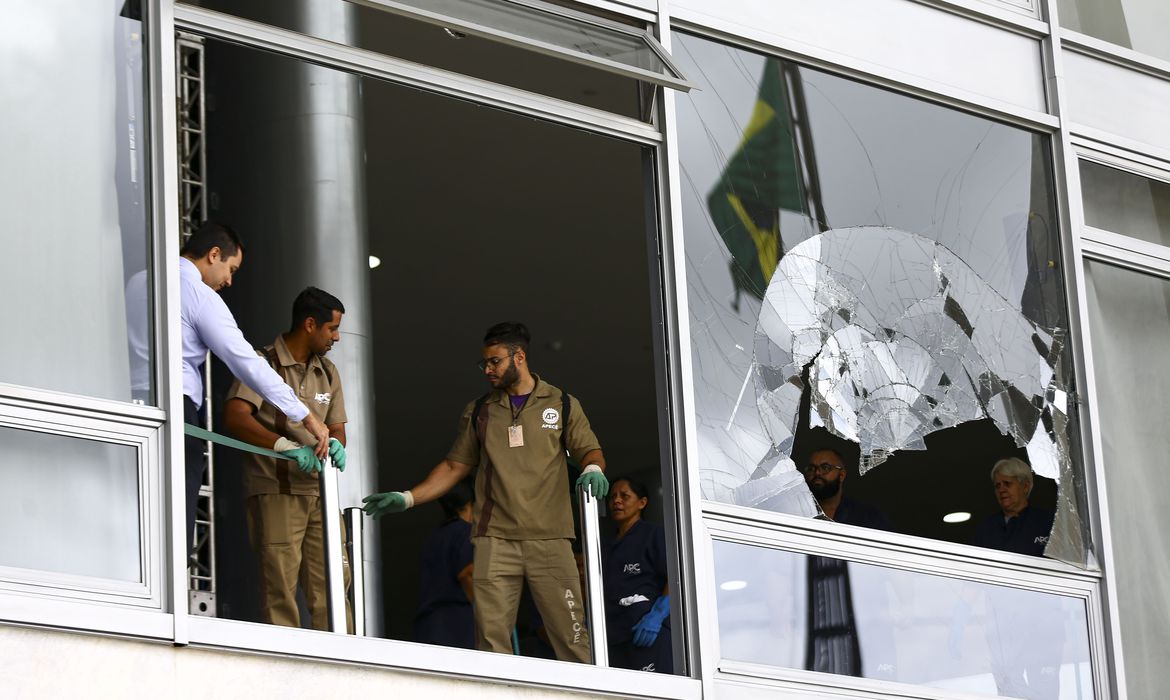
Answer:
[{"left": 674, "top": 32, "right": 1091, "bottom": 565}]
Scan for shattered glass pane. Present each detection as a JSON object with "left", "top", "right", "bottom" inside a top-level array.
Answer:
[{"left": 674, "top": 32, "right": 1090, "bottom": 565}]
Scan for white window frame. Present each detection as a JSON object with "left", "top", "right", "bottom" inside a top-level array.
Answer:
[
  {"left": 157, "top": 3, "right": 702, "bottom": 698},
  {"left": 661, "top": 13, "right": 1121, "bottom": 698},
  {"left": 0, "top": 0, "right": 177, "bottom": 642},
  {"left": 343, "top": 0, "right": 694, "bottom": 91},
  {"left": 0, "top": 392, "right": 164, "bottom": 606}
]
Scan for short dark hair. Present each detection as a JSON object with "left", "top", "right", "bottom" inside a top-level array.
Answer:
[
  {"left": 180, "top": 221, "right": 244, "bottom": 259},
  {"left": 290, "top": 287, "right": 345, "bottom": 332},
  {"left": 483, "top": 322, "right": 530, "bottom": 353},
  {"left": 610, "top": 476, "right": 650, "bottom": 504},
  {"left": 439, "top": 482, "right": 473, "bottom": 522},
  {"left": 809, "top": 446, "right": 846, "bottom": 464}
]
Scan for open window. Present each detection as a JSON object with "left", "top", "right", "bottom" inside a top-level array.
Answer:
[
  {"left": 182, "top": 0, "right": 690, "bottom": 120},
  {"left": 174, "top": 15, "right": 686, "bottom": 679}
]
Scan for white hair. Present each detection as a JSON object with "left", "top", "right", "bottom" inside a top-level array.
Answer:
[{"left": 991, "top": 457, "right": 1034, "bottom": 495}]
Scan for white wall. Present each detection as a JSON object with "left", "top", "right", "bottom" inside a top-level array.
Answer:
[{"left": 0, "top": 626, "right": 614, "bottom": 700}]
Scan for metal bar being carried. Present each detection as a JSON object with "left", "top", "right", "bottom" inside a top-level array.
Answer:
[
  {"left": 319, "top": 456, "right": 348, "bottom": 634},
  {"left": 577, "top": 486, "right": 608, "bottom": 667}
]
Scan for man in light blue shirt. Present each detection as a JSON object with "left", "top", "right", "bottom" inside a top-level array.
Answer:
[{"left": 179, "top": 222, "right": 330, "bottom": 553}]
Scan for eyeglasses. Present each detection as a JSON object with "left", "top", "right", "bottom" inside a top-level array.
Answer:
[
  {"left": 799, "top": 462, "right": 843, "bottom": 476},
  {"left": 477, "top": 352, "right": 514, "bottom": 371}
]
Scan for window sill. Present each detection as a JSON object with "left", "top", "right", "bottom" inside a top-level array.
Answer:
[{"left": 187, "top": 616, "right": 701, "bottom": 699}]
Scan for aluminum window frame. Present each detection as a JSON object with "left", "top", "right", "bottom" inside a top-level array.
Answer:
[
  {"left": 173, "top": 3, "right": 661, "bottom": 145},
  {"left": 1066, "top": 139, "right": 1170, "bottom": 700},
  {"left": 343, "top": 0, "right": 694, "bottom": 91},
  {"left": 0, "top": 395, "right": 166, "bottom": 609},
  {"left": 665, "top": 11, "right": 1121, "bottom": 697},
  {"left": 163, "top": 3, "right": 704, "bottom": 696},
  {"left": 703, "top": 510, "right": 1107, "bottom": 700},
  {"left": 1057, "top": 26, "right": 1170, "bottom": 83},
  {"left": 0, "top": 0, "right": 176, "bottom": 640}
]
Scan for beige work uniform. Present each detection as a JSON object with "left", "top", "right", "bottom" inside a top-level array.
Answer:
[
  {"left": 227, "top": 334, "right": 352, "bottom": 632},
  {"left": 447, "top": 376, "right": 602, "bottom": 663}
]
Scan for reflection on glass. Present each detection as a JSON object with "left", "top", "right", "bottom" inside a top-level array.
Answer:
[
  {"left": 1083, "top": 260, "right": 1170, "bottom": 692},
  {"left": 673, "top": 32, "right": 1086, "bottom": 561},
  {"left": 0, "top": 426, "right": 141, "bottom": 581},
  {"left": 714, "top": 540, "right": 1094, "bottom": 698},
  {"left": 192, "top": 0, "right": 646, "bottom": 118},
  {"left": 1057, "top": 0, "right": 1170, "bottom": 63},
  {"left": 1079, "top": 161, "right": 1170, "bottom": 248},
  {"left": 370, "top": 0, "right": 671, "bottom": 73},
  {"left": 0, "top": 1, "right": 152, "bottom": 403}
]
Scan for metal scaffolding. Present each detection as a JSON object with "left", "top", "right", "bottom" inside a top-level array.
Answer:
[{"left": 177, "top": 31, "right": 217, "bottom": 616}]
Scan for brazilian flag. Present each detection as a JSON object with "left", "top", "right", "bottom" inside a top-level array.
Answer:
[{"left": 707, "top": 58, "right": 807, "bottom": 308}]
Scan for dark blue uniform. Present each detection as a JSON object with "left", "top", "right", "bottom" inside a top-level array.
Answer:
[
  {"left": 833, "top": 498, "right": 894, "bottom": 531},
  {"left": 602, "top": 519, "right": 673, "bottom": 673},
  {"left": 972, "top": 506, "right": 1054, "bottom": 556},
  {"left": 414, "top": 518, "right": 475, "bottom": 649}
]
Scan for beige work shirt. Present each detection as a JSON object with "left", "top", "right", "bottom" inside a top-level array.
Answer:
[
  {"left": 447, "top": 376, "right": 601, "bottom": 540},
  {"left": 227, "top": 334, "right": 347, "bottom": 497}
]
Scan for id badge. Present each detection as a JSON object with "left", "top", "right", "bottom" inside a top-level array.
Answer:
[{"left": 508, "top": 424, "right": 525, "bottom": 448}]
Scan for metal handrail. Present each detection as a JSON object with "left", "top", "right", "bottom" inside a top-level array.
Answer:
[
  {"left": 320, "top": 455, "right": 348, "bottom": 634},
  {"left": 577, "top": 486, "right": 608, "bottom": 667}
]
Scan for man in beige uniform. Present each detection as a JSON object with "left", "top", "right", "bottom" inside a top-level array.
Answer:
[
  {"left": 224, "top": 287, "right": 351, "bottom": 631},
  {"left": 363, "top": 322, "right": 609, "bottom": 662}
]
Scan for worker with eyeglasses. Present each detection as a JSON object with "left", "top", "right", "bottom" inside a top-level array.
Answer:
[
  {"left": 362, "top": 322, "right": 607, "bottom": 663},
  {"left": 800, "top": 446, "right": 893, "bottom": 531}
]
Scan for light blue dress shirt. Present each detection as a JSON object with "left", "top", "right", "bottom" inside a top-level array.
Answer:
[{"left": 180, "top": 257, "right": 308, "bottom": 421}]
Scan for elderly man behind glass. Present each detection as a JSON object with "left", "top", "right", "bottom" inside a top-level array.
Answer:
[
  {"left": 973, "top": 457, "right": 1054, "bottom": 556},
  {"left": 971, "top": 457, "right": 1061, "bottom": 700}
]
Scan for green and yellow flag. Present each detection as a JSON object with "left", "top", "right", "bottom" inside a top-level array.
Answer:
[{"left": 707, "top": 59, "right": 807, "bottom": 307}]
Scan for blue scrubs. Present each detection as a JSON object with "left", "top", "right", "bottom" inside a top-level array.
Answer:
[
  {"left": 414, "top": 518, "right": 475, "bottom": 649},
  {"left": 602, "top": 519, "right": 673, "bottom": 673}
]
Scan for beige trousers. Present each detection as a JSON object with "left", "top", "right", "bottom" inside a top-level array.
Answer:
[
  {"left": 246, "top": 494, "right": 353, "bottom": 632},
  {"left": 472, "top": 536, "right": 591, "bottom": 663}
]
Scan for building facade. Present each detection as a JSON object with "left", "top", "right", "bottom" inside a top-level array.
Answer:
[{"left": 2, "top": 0, "right": 1168, "bottom": 698}]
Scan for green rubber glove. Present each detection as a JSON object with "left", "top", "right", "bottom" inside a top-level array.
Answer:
[
  {"left": 362, "top": 491, "right": 412, "bottom": 519},
  {"left": 281, "top": 445, "right": 323, "bottom": 474},
  {"left": 328, "top": 438, "right": 346, "bottom": 471},
  {"left": 575, "top": 466, "right": 609, "bottom": 499}
]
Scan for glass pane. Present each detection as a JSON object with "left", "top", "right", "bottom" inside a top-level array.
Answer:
[
  {"left": 714, "top": 540, "right": 1095, "bottom": 697},
  {"left": 1083, "top": 260, "right": 1170, "bottom": 691},
  {"left": 674, "top": 32, "right": 1088, "bottom": 562},
  {"left": 187, "top": 0, "right": 651, "bottom": 119},
  {"left": 0, "top": 1, "right": 153, "bottom": 404},
  {"left": 1057, "top": 0, "right": 1170, "bottom": 64},
  {"left": 0, "top": 426, "right": 141, "bottom": 581},
  {"left": 1079, "top": 160, "right": 1170, "bottom": 247}
]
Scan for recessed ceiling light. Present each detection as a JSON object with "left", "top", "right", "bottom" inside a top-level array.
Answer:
[
  {"left": 719, "top": 580, "right": 747, "bottom": 591},
  {"left": 943, "top": 511, "right": 971, "bottom": 524},
  {"left": 368, "top": 255, "right": 381, "bottom": 269}
]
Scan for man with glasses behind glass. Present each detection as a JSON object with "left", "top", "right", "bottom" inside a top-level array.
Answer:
[
  {"left": 363, "top": 322, "right": 608, "bottom": 663},
  {"left": 801, "top": 447, "right": 893, "bottom": 531}
]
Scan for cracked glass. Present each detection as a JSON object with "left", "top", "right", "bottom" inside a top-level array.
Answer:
[{"left": 675, "top": 33, "right": 1090, "bottom": 564}]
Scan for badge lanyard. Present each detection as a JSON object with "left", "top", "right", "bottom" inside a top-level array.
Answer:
[{"left": 507, "top": 391, "right": 531, "bottom": 448}]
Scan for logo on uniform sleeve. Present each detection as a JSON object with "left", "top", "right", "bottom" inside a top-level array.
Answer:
[
  {"left": 541, "top": 408, "right": 560, "bottom": 429},
  {"left": 315, "top": 392, "right": 332, "bottom": 405}
]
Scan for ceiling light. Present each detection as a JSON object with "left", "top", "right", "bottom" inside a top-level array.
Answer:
[
  {"left": 943, "top": 511, "right": 971, "bottom": 524},
  {"left": 719, "top": 580, "right": 747, "bottom": 591},
  {"left": 368, "top": 255, "right": 381, "bottom": 269}
]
